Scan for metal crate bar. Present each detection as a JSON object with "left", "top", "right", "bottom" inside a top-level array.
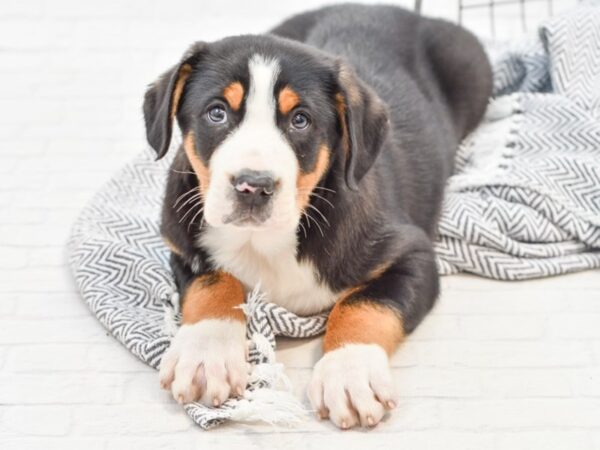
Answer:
[{"left": 458, "top": 0, "right": 554, "bottom": 36}]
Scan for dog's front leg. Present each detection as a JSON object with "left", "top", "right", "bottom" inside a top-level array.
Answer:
[
  {"left": 159, "top": 259, "right": 247, "bottom": 406},
  {"left": 308, "top": 233, "right": 439, "bottom": 429}
]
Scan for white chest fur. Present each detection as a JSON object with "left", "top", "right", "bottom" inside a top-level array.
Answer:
[{"left": 199, "top": 226, "right": 337, "bottom": 316}]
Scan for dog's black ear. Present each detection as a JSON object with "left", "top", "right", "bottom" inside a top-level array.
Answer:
[
  {"left": 335, "top": 61, "right": 390, "bottom": 190},
  {"left": 143, "top": 42, "right": 207, "bottom": 159}
]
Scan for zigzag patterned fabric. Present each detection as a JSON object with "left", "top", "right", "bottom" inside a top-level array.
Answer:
[
  {"left": 435, "top": 4, "right": 600, "bottom": 279},
  {"left": 68, "top": 5, "right": 600, "bottom": 429}
]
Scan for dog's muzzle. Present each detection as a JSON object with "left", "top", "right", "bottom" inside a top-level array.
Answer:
[{"left": 224, "top": 169, "right": 278, "bottom": 225}]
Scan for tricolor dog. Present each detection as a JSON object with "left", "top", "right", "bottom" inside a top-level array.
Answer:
[{"left": 144, "top": 4, "right": 492, "bottom": 429}]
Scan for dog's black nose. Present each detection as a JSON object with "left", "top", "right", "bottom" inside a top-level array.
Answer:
[{"left": 231, "top": 170, "right": 276, "bottom": 203}]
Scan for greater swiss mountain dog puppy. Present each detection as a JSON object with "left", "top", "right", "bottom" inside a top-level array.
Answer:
[{"left": 144, "top": 4, "right": 492, "bottom": 429}]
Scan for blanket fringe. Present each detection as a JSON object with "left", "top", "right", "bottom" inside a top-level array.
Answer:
[
  {"left": 227, "top": 329, "right": 309, "bottom": 425},
  {"left": 229, "top": 388, "right": 308, "bottom": 426},
  {"left": 228, "top": 332, "right": 308, "bottom": 425}
]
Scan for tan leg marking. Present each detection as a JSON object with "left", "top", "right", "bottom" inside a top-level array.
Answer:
[
  {"left": 324, "top": 301, "right": 404, "bottom": 356},
  {"left": 181, "top": 272, "right": 245, "bottom": 324}
]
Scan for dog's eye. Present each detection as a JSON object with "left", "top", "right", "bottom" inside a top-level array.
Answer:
[
  {"left": 207, "top": 105, "right": 227, "bottom": 124},
  {"left": 291, "top": 112, "right": 310, "bottom": 130}
]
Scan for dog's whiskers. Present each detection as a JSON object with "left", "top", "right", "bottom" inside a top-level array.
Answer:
[
  {"left": 303, "top": 210, "right": 325, "bottom": 237},
  {"left": 176, "top": 192, "right": 203, "bottom": 213},
  {"left": 307, "top": 204, "right": 330, "bottom": 227},
  {"left": 308, "top": 191, "right": 335, "bottom": 209},
  {"left": 297, "top": 220, "right": 308, "bottom": 239},
  {"left": 179, "top": 200, "right": 203, "bottom": 224},
  {"left": 173, "top": 186, "right": 200, "bottom": 208},
  {"left": 312, "top": 186, "right": 336, "bottom": 194},
  {"left": 298, "top": 187, "right": 335, "bottom": 210},
  {"left": 187, "top": 207, "right": 205, "bottom": 232},
  {"left": 171, "top": 169, "right": 197, "bottom": 176}
]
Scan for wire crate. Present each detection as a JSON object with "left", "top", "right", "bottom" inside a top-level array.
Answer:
[{"left": 414, "top": 0, "right": 560, "bottom": 37}]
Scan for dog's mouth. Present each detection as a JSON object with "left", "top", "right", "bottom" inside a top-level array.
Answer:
[
  {"left": 223, "top": 215, "right": 263, "bottom": 227},
  {"left": 222, "top": 205, "right": 273, "bottom": 228},
  {"left": 203, "top": 175, "right": 300, "bottom": 231}
]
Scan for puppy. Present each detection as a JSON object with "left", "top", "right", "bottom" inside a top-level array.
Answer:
[{"left": 145, "top": 4, "right": 492, "bottom": 429}]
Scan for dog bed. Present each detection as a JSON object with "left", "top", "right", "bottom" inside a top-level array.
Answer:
[{"left": 68, "top": 4, "right": 600, "bottom": 430}]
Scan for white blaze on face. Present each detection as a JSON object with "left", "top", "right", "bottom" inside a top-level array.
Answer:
[
  {"left": 203, "top": 55, "right": 300, "bottom": 231},
  {"left": 199, "top": 55, "right": 337, "bottom": 316}
]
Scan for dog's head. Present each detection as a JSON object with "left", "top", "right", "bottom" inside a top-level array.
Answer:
[{"left": 144, "top": 36, "right": 389, "bottom": 232}]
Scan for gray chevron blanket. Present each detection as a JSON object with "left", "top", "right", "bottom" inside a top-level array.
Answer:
[
  {"left": 435, "top": 5, "right": 600, "bottom": 278},
  {"left": 68, "top": 5, "right": 600, "bottom": 430}
]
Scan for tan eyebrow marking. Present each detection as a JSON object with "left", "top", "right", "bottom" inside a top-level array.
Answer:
[
  {"left": 278, "top": 86, "right": 300, "bottom": 115},
  {"left": 223, "top": 81, "right": 244, "bottom": 111}
]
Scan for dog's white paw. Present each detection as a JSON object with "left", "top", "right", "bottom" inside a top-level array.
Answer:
[
  {"left": 308, "top": 343, "right": 397, "bottom": 429},
  {"left": 159, "top": 319, "right": 247, "bottom": 406}
]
